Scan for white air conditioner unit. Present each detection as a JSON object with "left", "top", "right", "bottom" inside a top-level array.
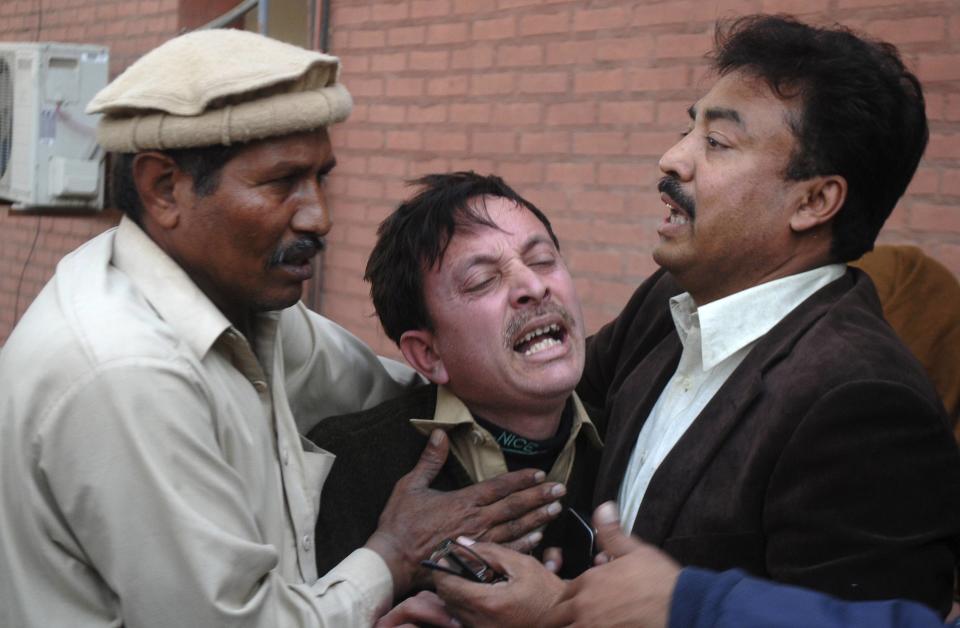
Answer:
[{"left": 0, "top": 42, "right": 108, "bottom": 210}]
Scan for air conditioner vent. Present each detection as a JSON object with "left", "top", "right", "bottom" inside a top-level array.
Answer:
[
  {"left": 0, "top": 56, "right": 13, "bottom": 181},
  {"left": 0, "top": 42, "right": 108, "bottom": 210}
]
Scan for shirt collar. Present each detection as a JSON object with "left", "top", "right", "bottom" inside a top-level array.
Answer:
[
  {"left": 410, "top": 386, "right": 602, "bottom": 449},
  {"left": 112, "top": 216, "right": 232, "bottom": 359},
  {"left": 669, "top": 264, "right": 846, "bottom": 370}
]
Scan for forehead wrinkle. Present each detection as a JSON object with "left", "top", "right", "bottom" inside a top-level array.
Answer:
[
  {"left": 445, "top": 244, "right": 505, "bottom": 284},
  {"left": 235, "top": 149, "right": 337, "bottom": 182},
  {"left": 435, "top": 220, "right": 505, "bottom": 272},
  {"left": 449, "top": 229, "right": 550, "bottom": 281},
  {"left": 442, "top": 204, "right": 554, "bottom": 277},
  {"left": 274, "top": 154, "right": 336, "bottom": 170},
  {"left": 520, "top": 233, "right": 556, "bottom": 254}
]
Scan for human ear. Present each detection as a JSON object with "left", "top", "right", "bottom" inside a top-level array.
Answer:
[
  {"left": 790, "top": 175, "right": 847, "bottom": 233},
  {"left": 399, "top": 330, "right": 449, "bottom": 385},
  {"left": 132, "top": 152, "right": 188, "bottom": 230}
]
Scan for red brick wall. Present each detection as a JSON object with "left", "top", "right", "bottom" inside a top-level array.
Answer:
[{"left": 324, "top": 0, "right": 960, "bottom": 360}]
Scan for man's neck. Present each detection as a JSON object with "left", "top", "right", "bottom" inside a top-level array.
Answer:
[
  {"left": 687, "top": 252, "right": 836, "bottom": 307},
  {"left": 465, "top": 398, "right": 568, "bottom": 441},
  {"left": 230, "top": 312, "right": 256, "bottom": 341}
]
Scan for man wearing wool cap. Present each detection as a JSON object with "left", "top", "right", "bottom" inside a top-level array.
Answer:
[{"left": 0, "top": 29, "right": 562, "bottom": 627}]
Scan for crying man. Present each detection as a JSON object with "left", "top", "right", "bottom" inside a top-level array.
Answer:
[{"left": 307, "top": 171, "right": 603, "bottom": 584}]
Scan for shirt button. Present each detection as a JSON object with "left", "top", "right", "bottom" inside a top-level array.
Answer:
[
  {"left": 301, "top": 535, "right": 312, "bottom": 552},
  {"left": 281, "top": 447, "right": 290, "bottom": 466},
  {"left": 253, "top": 380, "right": 268, "bottom": 393},
  {"left": 471, "top": 430, "right": 484, "bottom": 445}
]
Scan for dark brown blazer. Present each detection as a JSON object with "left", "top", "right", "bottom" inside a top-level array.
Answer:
[
  {"left": 578, "top": 267, "right": 960, "bottom": 615},
  {"left": 307, "top": 385, "right": 601, "bottom": 582}
]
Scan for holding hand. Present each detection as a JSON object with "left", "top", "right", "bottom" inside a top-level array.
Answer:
[
  {"left": 366, "top": 430, "right": 566, "bottom": 596},
  {"left": 429, "top": 502, "right": 682, "bottom": 628},
  {"left": 434, "top": 537, "right": 568, "bottom": 628},
  {"left": 544, "top": 502, "right": 680, "bottom": 628}
]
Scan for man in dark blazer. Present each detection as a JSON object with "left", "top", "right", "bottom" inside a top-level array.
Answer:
[
  {"left": 579, "top": 267, "right": 958, "bottom": 609},
  {"left": 308, "top": 173, "right": 602, "bottom": 588},
  {"left": 575, "top": 14, "right": 960, "bottom": 617},
  {"left": 427, "top": 15, "right": 960, "bottom": 626}
]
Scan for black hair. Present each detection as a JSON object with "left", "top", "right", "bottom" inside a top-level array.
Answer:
[
  {"left": 109, "top": 143, "right": 244, "bottom": 225},
  {"left": 365, "top": 171, "right": 559, "bottom": 345},
  {"left": 711, "top": 14, "right": 928, "bottom": 261}
]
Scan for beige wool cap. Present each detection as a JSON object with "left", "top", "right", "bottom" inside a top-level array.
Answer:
[{"left": 86, "top": 28, "right": 353, "bottom": 152}]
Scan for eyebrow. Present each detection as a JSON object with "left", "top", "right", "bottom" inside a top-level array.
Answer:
[
  {"left": 688, "top": 105, "right": 744, "bottom": 127},
  {"left": 455, "top": 234, "right": 556, "bottom": 274}
]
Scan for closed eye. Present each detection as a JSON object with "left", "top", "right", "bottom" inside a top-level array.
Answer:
[
  {"left": 530, "top": 258, "right": 556, "bottom": 268},
  {"left": 464, "top": 276, "right": 497, "bottom": 293}
]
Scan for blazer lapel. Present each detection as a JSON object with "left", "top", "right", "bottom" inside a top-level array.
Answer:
[
  {"left": 631, "top": 369, "right": 764, "bottom": 543},
  {"left": 629, "top": 270, "right": 859, "bottom": 544},
  {"left": 594, "top": 335, "right": 681, "bottom": 505}
]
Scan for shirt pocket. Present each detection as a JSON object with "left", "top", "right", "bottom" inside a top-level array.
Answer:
[{"left": 300, "top": 435, "right": 336, "bottom": 515}]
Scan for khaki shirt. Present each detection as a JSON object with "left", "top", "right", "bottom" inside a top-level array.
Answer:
[
  {"left": 0, "top": 217, "right": 417, "bottom": 627},
  {"left": 410, "top": 386, "right": 602, "bottom": 486}
]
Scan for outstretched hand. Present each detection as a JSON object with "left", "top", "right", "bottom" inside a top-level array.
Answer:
[{"left": 366, "top": 430, "right": 566, "bottom": 596}]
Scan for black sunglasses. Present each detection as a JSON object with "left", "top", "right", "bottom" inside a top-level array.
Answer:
[{"left": 420, "top": 538, "right": 506, "bottom": 583}]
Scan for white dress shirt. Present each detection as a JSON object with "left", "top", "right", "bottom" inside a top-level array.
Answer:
[
  {"left": 0, "top": 217, "right": 417, "bottom": 627},
  {"left": 618, "top": 265, "right": 846, "bottom": 530}
]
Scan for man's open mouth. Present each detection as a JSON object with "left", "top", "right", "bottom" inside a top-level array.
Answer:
[
  {"left": 662, "top": 193, "right": 691, "bottom": 225},
  {"left": 512, "top": 322, "right": 567, "bottom": 356},
  {"left": 657, "top": 176, "right": 695, "bottom": 225}
]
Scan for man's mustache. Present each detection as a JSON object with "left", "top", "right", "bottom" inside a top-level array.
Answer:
[
  {"left": 657, "top": 176, "right": 696, "bottom": 219},
  {"left": 267, "top": 235, "right": 326, "bottom": 268},
  {"left": 504, "top": 303, "right": 577, "bottom": 349}
]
